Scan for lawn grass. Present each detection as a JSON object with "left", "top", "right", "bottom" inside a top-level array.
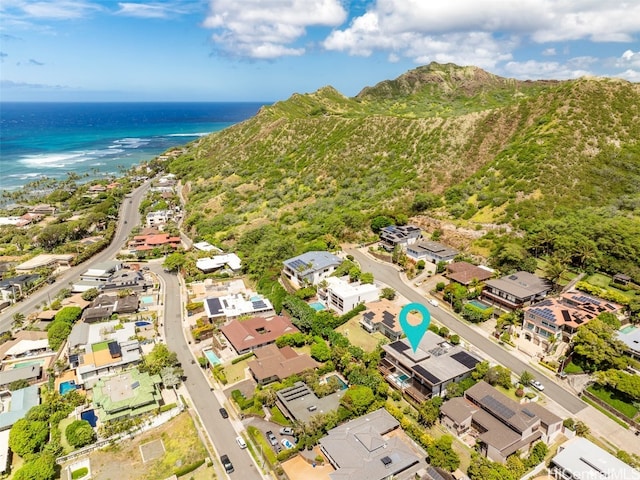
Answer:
[
  {"left": 91, "top": 340, "right": 110, "bottom": 352},
  {"left": 564, "top": 361, "right": 584, "bottom": 374},
  {"left": 586, "top": 384, "right": 639, "bottom": 419},
  {"left": 585, "top": 273, "right": 612, "bottom": 288},
  {"left": 270, "top": 406, "right": 291, "bottom": 426},
  {"left": 59, "top": 416, "right": 74, "bottom": 453},
  {"left": 336, "top": 316, "right": 387, "bottom": 352},
  {"left": 582, "top": 396, "right": 630, "bottom": 429},
  {"left": 224, "top": 358, "right": 249, "bottom": 384}
]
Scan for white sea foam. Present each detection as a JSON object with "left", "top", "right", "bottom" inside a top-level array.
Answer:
[
  {"left": 19, "top": 152, "right": 88, "bottom": 168},
  {"left": 113, "top": 138, "right": 150, "bottom": 148},
  {"left": 166, "top": 132, "right": 211, "bottom": 137}
]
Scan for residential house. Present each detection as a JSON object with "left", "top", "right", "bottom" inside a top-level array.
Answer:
[
  {"left": 0, "top": 386, "right": 40, "bottom": 474},
  {"left": 193, "top": 241, "right": 222, "bottom": 253},
  {"left": 522, "top": 292, "right": 624, "bottom": 348},
  {"left": 128, "top": 233, "right": 181, "bottom": 254},
  {"left": 247, "top": 344, "right": 318, "bottom": 385},
  {"left": 550, "top": 437, "right": 640, "bottom": 480},
  {"left": 276, "top": 381, "right": 346, "bottom": 424},
  {"left": 0, "top": 274, "right": 40, "bottom": 302},
  {"left": 446, "top": 262, "right": 494, "bottom": 286},
  {"left": 282, "top": 251, "right": 343, "bottom": 288},
  {"left": 318, "top": 276, "right": 379, "bottom": 315},
  {"left": 101, "top": 269, "right": 149, "bottom": 293},
  {"left": 406, "top": 241, "right": 458, "bottom": 264},
  {"left": 617, "top": 325, "right": 640, "bottom": 361},
  {"left": 15, "top": 254, "right": 74, "bottom": 273},
  {"left": 220, "top": 315, "right": 299, "bottom": 354},
  {"left": 196, "top": 253, "right": 242, "bottom": 274},
  {"left": 481, "top": 271, "right": 551, "bottom": 311},
  {"left": 380, "top": 331, "right": 482, "bottom": 402},
  {"left": 359, "top": 299, "right": 403, "bottom": 341},
  {"left": 82, "top": 294, "right": 139, "bottom": 323},
  {"left": 145, "top": 210, "right": 174, "bottom": 228},
  {"left": 92, "top": 369, "right": 162, "bottom": 423},
  {"left": 440, "top": 381, "right": 562, "bottom": 463},
  {"left": 380, "top": 224, "right": 422, "bottom": 251},
  {"left": 612, "top": 273, "right": 632, "bottom": 287},
  {"left": 0, "top": 331, "right": 49, "bottom": 361},
  {"left": 319, "top": 408, "right": 421, "bottom": 480},
  {"left": 88, "top": 184, "right": 107, "bottom": 193},
  {"left": 72, "top": 261, "right": 122, "bottom": 292},
  {"left": 204, "top": 293, "right": 274, "bottom": 322},
  {"left": 67, "top": 320, "right": 142, "bottom": 388},
  {"left": 29, "top": 204, "right": 56, "bottom": 215},
  {"left": 0, "top": 365, "right": 42, "bottom": 390}
]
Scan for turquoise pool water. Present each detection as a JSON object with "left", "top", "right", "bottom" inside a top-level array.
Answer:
[
  {"left": 398, "top": 373, "right": 409, "bottom": 382},
  {"left": 468, "top": 299, "right": 492, "bottom": 310},
  {"left": 13, "top": 360, "right": 43, "bottom": 369},
  {"left": 309, "top": 302, "right": 325, "bottom": 311},
  {"left": 81, "top": 409, "right": 98, "bottom": 427},
  {"left": 204, "top": 350, "right": 221, "bottom": 365},
  {"left": 141, "top": 295, "right": 154, "bottom": 305},
  {"left": 326, "top": 374, "right": 348, "bottom": 390},
  {"left": 59, "top": 380, "right": 77, "bottom": 395},
  {"left": 620, "top": 325, "right": 638, "bottom": 334}
]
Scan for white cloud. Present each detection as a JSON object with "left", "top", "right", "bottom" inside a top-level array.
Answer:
[
  {"left": 1, "top": 0, "right": 102, "bottom": 20},
  {"left": 115, "top": 3, "right": 178, "bottom": 19},
  {"left": 503, "top": 59, "right": 591, "bottom": 79},
  {"left": 542, "top": 48, "right": 556, "bottom": 56},
  {"left": 323, "top": 0, "right": 640, "bottom": 67},
  {"left": 615, "top": 69, "right": 640, "bottom": 82},
  {"left": 616, "top": 49, "right": 640, "bottom": 69},
  {"left": 203, "top": 0, "right": 347, "bottom": 59}
]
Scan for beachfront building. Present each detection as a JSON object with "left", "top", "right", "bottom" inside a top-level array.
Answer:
[
  {"left": 319, "top": 408, "right": 421, "bottom": 480},
  {"left": 550, "top": 437, "right": 640, "bottom": 480},
  {"left": 282, "top": 251, "right": 343, "bottom": 288},
  {"left": 220, "top": 315, "right": 299, "bottom": 355},
  {"left": 317, "top": 276, "right": 379, "bottom": 315},
  {"left": 380, "top": 331, "right": 482, "bottom": 402},
  {"left": 481, "top": 271, "right": 551, "bottom": 311},
  {"left": 92, "top": 369, "right": 162, "bottom": 423},
  {"left": 406, "top": 240, "right": 458, "bottom": 264}
]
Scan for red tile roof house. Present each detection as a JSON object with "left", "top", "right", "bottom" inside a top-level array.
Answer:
[
  {"left": 248, "top": 344, "right": 318, "bottom": 385},
  {"left": 128, "top": 233, "right": 181, "bottom": 255},
  {"left": 220, "top": 315, "right": 300, "bottom": 355}
]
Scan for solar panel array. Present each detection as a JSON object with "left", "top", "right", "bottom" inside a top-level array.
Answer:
[
  {"left": 252, "top": 300, "right": 268, "bottom": 310},
  {"left": 280, "top": 384, "right": 311, "bottom": 401},
  {"left": 382, "top": 311, "right": 396, "bottom": 328},
  {"left": 532, "top": 307, "right": 557, "bottom": 323},
  {"left": 288, "top": 259, "right": 310, "bottom": 271},
  {"left": 481, "top": 394, "right": 515, "bottom": 419},
  {"left": 522, "top": 408, "right": 536, "bottom": 418},
  {"left": 451, "top": 351, "right": 480, "bottom": 369},
  {"left": 412, "top": 365, "right": 440, "bottom": 385},
  {"left": 389, "top": 341, "right": 410, "bottom": 353}
]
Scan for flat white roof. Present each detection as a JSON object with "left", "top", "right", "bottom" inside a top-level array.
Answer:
[
  {"left": 5, "top": 339, "right": 49, "bottom": 356},
  {"left": 0, "top": 430, "right": 10, "bottom": 473}
]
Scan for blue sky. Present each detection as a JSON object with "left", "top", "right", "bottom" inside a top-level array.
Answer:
[{"left": 1, "top": 0, "right": 639, "bottom": 102}]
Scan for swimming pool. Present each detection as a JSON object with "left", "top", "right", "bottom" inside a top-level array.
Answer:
[
  {"left": 326, "top": 374, "right": 348, "bottom": 390},
  {"left": 468, "top": 299, "right": 492, "bottom": 310},
  {"left": 397, "top": 373, "right": 409, "bottom": 383},
  {"left": 81, "top": 409, "right": 98, "bottom": 428},
  {"left": 620, "top": 325, "right": 638, "bottom": 335},
  {"left": 204, "top": 349, "right": 221, "bottom": 366},
  {"left": 135, "top": 321, "right": 151, "bottom": 327},
  {"left": 59, "top": 380, "right": 77, "bottom": 395},
  {"left": 12, "top": 360, "right": 43, "bottom": 369},
  {"left": 141, "top": 295, "right": 154, "bottom": 305},
  {"left": 309, "top": 302, "right": 325, "bottom": 311}
]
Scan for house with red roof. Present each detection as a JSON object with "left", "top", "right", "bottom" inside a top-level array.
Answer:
[
  {"left": 128, "top": 233, "right": 181, "bottom": 254},
  {"left": 220, "top": 315, "right": 299, "bottom": 354}
]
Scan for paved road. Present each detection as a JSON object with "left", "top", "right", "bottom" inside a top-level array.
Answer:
[
  {"left": 0, "top": 181, "right": 151, "bottom": 333},
  {"left": 154, "top": 265, "right": 263, "bottom": 480},
  {"left": 348, "top": 248, "right": 587, "bottom": 415}
]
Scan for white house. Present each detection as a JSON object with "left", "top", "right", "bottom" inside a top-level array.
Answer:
[
  {"left": 282, "top": 251, "right": 343, "bottom": 288},
  {"left": 318, "top": 277, "right": 379, "bottom": 315},
  {"left": 196, "top": 253, "right": 242, "bottom": 273}
]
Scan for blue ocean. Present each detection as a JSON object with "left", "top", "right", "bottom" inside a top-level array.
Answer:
[{"left": 0, "top": 102, "right": 266, "bottom": 192}]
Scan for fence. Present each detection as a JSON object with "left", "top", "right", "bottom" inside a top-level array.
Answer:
[{"left": 581, "top": 389, "right": 640, "bottom": 431}]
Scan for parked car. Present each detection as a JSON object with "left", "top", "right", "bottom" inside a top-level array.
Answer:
[
  {"left": 220, "top": 454, "right": 234, "bottom": 473},
  {"left": 429, "top": 299, "right": 439, "bottom": 307},
  {"left": 219, "top": 407, "right": 229, "bottom": 419},
  {"left": 279, "top": 427, "right": 294, "bottom": 436},
  {"left": 530, "top": 379, "right": 544, "bottom": 391},
  {"left": 236, "top": 436, "right": 247, "bottom": 449},
  {"left": 266, "top": 430, "right": 278, "bottom": 446},
  {"left": 281, "top": 438, "right": 296, "bottom": 449}
]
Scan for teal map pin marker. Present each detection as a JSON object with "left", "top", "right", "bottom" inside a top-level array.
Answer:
[{"left": 399, "top": 302, "right": 431, "bottom": 352}]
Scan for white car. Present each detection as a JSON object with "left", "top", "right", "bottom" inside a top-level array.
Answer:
[
  {"left": 530, "top": 380, "right": 544, "bottom": 391},
  {"left": 429, "top": 299, "right": 439, "bottom": 308},
  {"left": 236, "top": 436, "right": 247, "bottom": 449}
]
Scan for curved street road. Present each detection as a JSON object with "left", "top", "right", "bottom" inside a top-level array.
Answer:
[
  {"left": 153, "top": 265, "right": 264, "bottom": 480},
  {"left": 0, "top": 181, "right": 150, "bottom": 333},
  {"left": 347, "top": 248, "right": 586, "bottom": 415}
]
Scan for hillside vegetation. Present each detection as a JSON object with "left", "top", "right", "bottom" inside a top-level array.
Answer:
[{"left": 166, "top": 62, "right": 640, "bottom": 281}]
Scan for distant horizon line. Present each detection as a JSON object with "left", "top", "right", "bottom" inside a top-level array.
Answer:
[{"left": 0, "top": 100, "right": 274, "bottom": 104}]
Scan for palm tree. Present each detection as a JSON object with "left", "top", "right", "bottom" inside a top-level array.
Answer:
[
  {"left": 543, "top": 257, "right": 566, "bottom": 291},
  {"left": 12, "top": 312, "right": 25, "bottom": 330}
]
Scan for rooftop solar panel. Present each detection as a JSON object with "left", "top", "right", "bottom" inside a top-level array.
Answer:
[
  {"left": 412, "top": 365, "right": 440, "bottom": 385},
  {"left": 389, "top": 341, "right": 410, "bottom": 353},
  {"left": 451, "top": 351, "right": 480, "bottom": 369},
  {"left": 481, "top": 394, "right": 515, "bottom": 419}
]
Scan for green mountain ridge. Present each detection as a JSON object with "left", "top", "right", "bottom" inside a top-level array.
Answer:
[{"left": 166, "top": 62, "right": 640, "bottom": 280}]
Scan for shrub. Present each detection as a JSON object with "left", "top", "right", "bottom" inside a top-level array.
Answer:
[
  {"left": 65, "top": 419, "right": 96, "bottom": 448},
  {"left": 71, "top": 467, "right": 89, "bottom": 479},
  {"left": 173, "top": 459, "right": 205, "bottom": 477}
]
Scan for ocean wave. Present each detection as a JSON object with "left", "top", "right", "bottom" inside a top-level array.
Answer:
[
  {"left": 113, "top": 137, "right": 150, "bottom": 148},
  {"left": 165, "top": 132, "right": 211, "bottom": 137},
  {"left": 19, "top": 152, "right": 89, "bottom": 168}
]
